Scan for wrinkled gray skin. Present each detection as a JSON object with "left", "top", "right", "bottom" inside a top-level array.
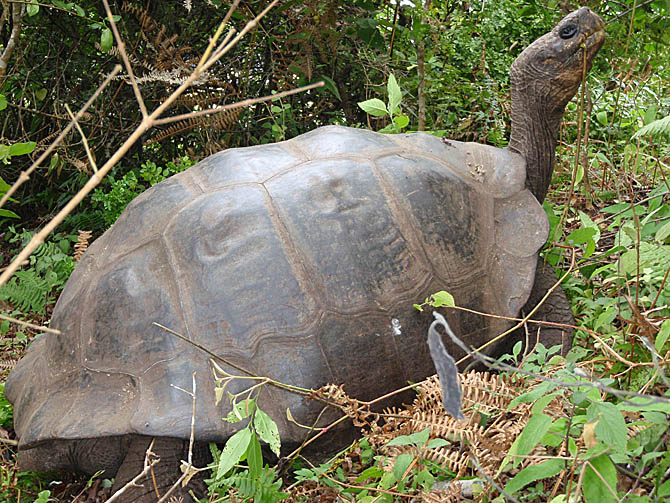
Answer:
[{"left": 6, "top": 8, "right": 605, "bottom": 503}]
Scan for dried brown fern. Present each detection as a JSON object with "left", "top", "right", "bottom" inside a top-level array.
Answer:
[
  {"left": 0, "top": 358, "right": 18, "bottom": 371},
  {"left": 144, "top": 107, "right": 243, "bottom": 146},
  {"left": 367, "top": 370, "right": 568, "bottom": 485},
  {"left": 73, "top": 230, "right": 92, "bottom": 262}
]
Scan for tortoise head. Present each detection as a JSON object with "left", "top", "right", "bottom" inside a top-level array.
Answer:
[
  {"left": 511, "top": 7, "right": 605, "bottom": 113},
  {"left": 509, "top": 7, "right": 605, "bottom": 203}
]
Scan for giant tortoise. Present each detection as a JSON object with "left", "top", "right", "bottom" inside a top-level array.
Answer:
[{"left": 6, "top": 7, "right": 605, "bottom": 502}]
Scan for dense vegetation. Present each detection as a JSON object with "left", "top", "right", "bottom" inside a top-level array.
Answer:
[{"left": 1, "top": 0, "right": 670, "bottom": 501}]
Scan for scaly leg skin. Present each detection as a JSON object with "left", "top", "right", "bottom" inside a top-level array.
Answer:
[{"left": 111, "top": 436, "right": 209, "bottom": 503}]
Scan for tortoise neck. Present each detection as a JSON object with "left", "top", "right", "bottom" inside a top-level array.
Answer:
[{"left": 508, "top": 71, "right": 566, "bottom": 204}]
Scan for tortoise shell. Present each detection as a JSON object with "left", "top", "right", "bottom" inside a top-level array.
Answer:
[{"left": 7, "top": 125, "right": 548, "bottom": 455}]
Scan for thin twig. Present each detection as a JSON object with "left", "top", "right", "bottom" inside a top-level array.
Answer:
[
  {"left": 0, "top": 313, "right": 60, "bottom": 334},
  {"left": 105, "top": 440, "right": 159, "bottom": 503},
  {"left": 0, "top": 65, "right": 120, "bottom": 212},
  {"left": 0, "top": 0, "right": 286, "bottom": 288},
  {"left": 153, "top": 81, "right": 324, "bottom": 126},
  {"left": 64, "top": 103, "right": 97, "bottom": 173},
  {"left": 101, "top": 0, "right": 146, "bottom": 117}
]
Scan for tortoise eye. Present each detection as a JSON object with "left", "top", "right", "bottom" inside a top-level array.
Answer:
[{"left": 559, "top": 24, "right": 578, "bottom": 39}]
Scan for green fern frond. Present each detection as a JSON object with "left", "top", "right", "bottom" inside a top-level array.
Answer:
[
  {"left": 632, "top": 114, "right": 670, "bottom": 139},
  {"left": 0, "top": 270, "right": 50, "bottom": 313}
]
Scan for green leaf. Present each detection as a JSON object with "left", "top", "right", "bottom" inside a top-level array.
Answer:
[
  {"left": 504, "top": 458, "right": 564, "bottom": 494},
  {"left": 655, "top": 320, "right": 670, "bottom": 352},
  {"left": 413, "top": 303, "right": 424, "bottom": 312},
  {"left": 586, "top": 402, "right": 627, "bottom": 453},
  {"left": 429, "top": 291, "right": 455, "bottom": 308},
  {"left": 658, "top": 479, "right": 670, "bottom": 498},
  {"left": 392, "top": 453, "right": 414, "bottom": 481},
  {"left": 0, "top": 94, "right": 7, "bottom": 111},
  {"left": 223, "top": 397, "right": 256, "bottom": 423},
  {"left": 246, "top": 432, "right": 262, "bottom": 479},
  {"left": 217, "top": 428, "right": 252, "bottom": 479},
  {"left": 643, "top": 104, "right": 657, "bottom": 125},
  {"left": 427, "top": 438, "right": 449, "bottom": 448},
  {"left": 8, "top": 142, "right": 37, "bottom": 157},
  {"left": 0, "top": 208, "right": 19, "bottom": 219},
  {"left": 583, "top": 454, "right": 617, "bottom": 503},
  {"left": 358, "top": 98, "right": 387, "bottom": 117},
  {"left": 317, "top": 76, "right": 341, "bottom": 101},
  {"left": 393, "top": 114, "right": 409, "bottom": 130},
  {"left": 100, "top": 27, "right": 114, "bottom": 52},
  {"left": 387, "top": 74, "right": 402, "bottom": 116},
  {"left": 633, "top": 114, "right": 670, "bottom": 139},
  {"left": 596, "top": 110, "right": 608, "bottom": 126},
  {"left": 506, "top": 413, "right": 553, "bottom": 469},
  {"left": 655, "top": 221, "right": 670, "bottom": 243},
  {"left": 35, "top": 88, "right": 47, "bottom": 101},
  {"left": 254, "top": 407, "right": 281, "bottom": 456},
  {"left": 355, "top": 466, "right": 384, "bottom": 483},
  {"left": 27, "top": 0, "right": 39, "bottom": 16}
]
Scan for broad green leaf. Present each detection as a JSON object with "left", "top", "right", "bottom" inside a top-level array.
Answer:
[
  {"left": 658, "top": 479, "right": 670, "bottom": 498},
  {"left": 575, "top": 164, "right": 584, "bottom": 186},
  {"left": 618, "top": 396, "right": 670, "bottom": 414},
  {"left": 318, "top": 76, "right": 341, "bottom": 101},
  {"left": 656, "top": 320, "right": 670, "bottom": 352},
  {"left": 506, "top": 413, "right": 553, "bottom": 469},
  {"left": 427, "top": 438, "right": 449, "bottom": 448},
  {"left": 27, "top": 0, "right": 39, "bottom": 16},
  {"left": 414, "top": 468, "right": 434, "bottom": 489},
  {"left": 100, "top": 28, "right": 114, "bottom": 52},
  {"left": 655, "top": 221, "right": 670, "bottom": 243},
  {"left": 8, "top": 142, "right": 37, "bottom": 156},
  {"left": 223, "top": 397, "right": 256, "bottom": 423},
  {"left": 387, "top": 74, "right": 402, "bottom": 116},
  {"left": 508, "top": 380, "right": 557, "bottom": 409},
  {"left": 355, "top": 466, "right": 384, "bottom": 483},
  {"left": 430, "top": 291, "right": 454, "bottom": 308},
  {"left": 392, "top": 453, "right": 414, "bottom": 481},
  {"left": 393, "top": 114, "right": 409, "bottom": 130},
  {"left": 407, "top": 427, "right": 430, "bottom": 446},
  {"left": 35, "top": 88, "right": 47, "bottom": 101},
  {"left": 643, "top": 104, "right": 657, "bottom": 125},
  {"left": 0, "top": 94, "right": 7, "bottom": 111},
  {"left": 75, "top": 4, "right": 86, "bottom": 16},
  {"left": 586, "top": 402, "right": 627, "bottom": 453},
  {"left": 596, "top": 110, "right": 608, "bottom": 126},
  {"left": 0, "top": 208, "right": 19, "bottom": 219},
  {"left": 504, "top": 458, "right": 563, "bottom": 494},
  {"left": 254, "top": 407, "right": 281, "bottom": 456},
  {"left": 358, "top": 98, "right": 387, "bottom": 117},
  {"left": 583, "top": 454, "right": 617, "bottom": 503},
  {"left": 217, "top": 427, "right": 252, "bottom": 478},
  {"left": 246, "top": 432, "right": 263, "bottom": 479}
]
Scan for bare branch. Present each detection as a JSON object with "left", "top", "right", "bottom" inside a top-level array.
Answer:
[
  {"left": 101, "top": 0, "right": 147, "bottom": 117},
  {"left": 64, "top": 103, "right": 97, "bottom": 173},
  {"left": 154, "top": 81, "right": 325, "bottom": 126},
  {"left": 0, "top": 313, "right": 60, "bottom": 334},
  {"left": 105, "top": 440, "right": 159, "bottom": 503},
  {"left": 0, "top": 3, "right": 24, "bottom": 79},
  {"left": 0, "top": 65, "right": 121, "bottom": 211}
]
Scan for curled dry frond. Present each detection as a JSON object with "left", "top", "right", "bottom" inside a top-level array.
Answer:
[
  {"left": 368, "top": 370, "right": 567, "bottom": 483},
  {"left": 73, "top": 230, "right": 92, "bottom": 262}
]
